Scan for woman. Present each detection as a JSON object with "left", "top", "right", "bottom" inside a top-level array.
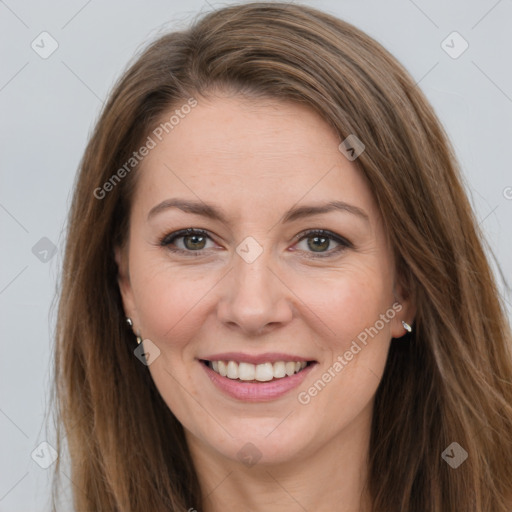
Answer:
[{"left": 51, "top": 2, "right": 512, "bottom": 511}]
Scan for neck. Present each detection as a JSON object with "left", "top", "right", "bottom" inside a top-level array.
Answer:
[{"left": 186, "top": 402, "right": 373, "bottom": 512}]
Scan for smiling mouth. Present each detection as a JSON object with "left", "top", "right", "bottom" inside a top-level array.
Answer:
[{"left": 200, "top": 359, "right": 316, "bottom": 382}]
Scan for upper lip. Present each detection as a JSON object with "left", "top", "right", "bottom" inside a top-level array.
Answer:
[{"left": 200, "top": 352, "right": 316, "bottom": 365}]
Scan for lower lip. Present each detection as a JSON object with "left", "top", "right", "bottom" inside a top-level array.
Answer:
[{"left": 200, "top": 361, "right": 316, "bottom": 402}]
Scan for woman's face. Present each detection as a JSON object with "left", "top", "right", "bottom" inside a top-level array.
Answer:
[{"left": 116, "top": 93, "right": 413, "bottom": 466}]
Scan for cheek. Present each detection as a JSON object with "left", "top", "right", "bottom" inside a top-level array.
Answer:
[
  {"left": 295, "top": 271, "right": 393, "bottom": 432},
  {"left": 290, "top": 263, "right": 393, "bottom": 347},
  {"left": 130, "top": 249, "right": 219, "bottom": 344}
]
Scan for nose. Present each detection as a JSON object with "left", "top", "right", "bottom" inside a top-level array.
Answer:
[{"left": 216, "top": 248, "right": 294, "bottom": 336}]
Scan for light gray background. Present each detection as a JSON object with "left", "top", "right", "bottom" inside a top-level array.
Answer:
[{"left": 1, "top": 0, "right": 511, "bottom": 510}]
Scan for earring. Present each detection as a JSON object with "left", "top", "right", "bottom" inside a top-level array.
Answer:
[
  {"left": 126, "top": 317, "right": 142, "bottom": 344},
  {"left": 402, "top": 320, "right": 412, "bottom": 333}
]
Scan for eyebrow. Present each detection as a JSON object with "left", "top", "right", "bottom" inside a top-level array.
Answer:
[{"left": 147, "top": 198, "right": 370, "bottom": 224}]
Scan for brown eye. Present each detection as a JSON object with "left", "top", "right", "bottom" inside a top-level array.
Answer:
[
  {"left": 182, "top": 233, "right": 207, "bottom": 250},
  {"left": 306, "top": 234, "right": 330, "bottom": 252},
  {"left": 160, "top": 228, "right": 214, "bottom": 253},
  {"left": 294, "top": 229, "right": 351, "bottom": 258}
]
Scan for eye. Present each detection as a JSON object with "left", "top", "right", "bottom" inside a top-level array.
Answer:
[
  {"left": 159, "top": 228, "right": 352, "bottom": 258},
  {"left": 159, "top": 228, "right": 216, "bottom": 254},
  {"left": 293, "top": 229, "right": 352, "bottom": 258}
]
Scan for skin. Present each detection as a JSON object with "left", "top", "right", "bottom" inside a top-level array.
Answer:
[{"left": 116, "top": 92, "right": 415, "bottom": 512}]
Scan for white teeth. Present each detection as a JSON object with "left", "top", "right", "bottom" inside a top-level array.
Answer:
[
  {"left": 238, "top": 362, "right": 255, "bottom": 381},
  {"left": 255, "top": 362, "right": 274, "bottom": 382},
  {"left": 208, "top": 360, "right": 308, "bottom": 381},
  {"left": 285, "top": 361, "right": 296, "bottom": 376},
  {"left": 218, "top": 360, "right": 227, "bottom": 377},
  {"left": 273, "top": 361, "right": 286, "bottom": 378},
  {"left": 227, "top": 361, "right": 238, "bottom": 379}
]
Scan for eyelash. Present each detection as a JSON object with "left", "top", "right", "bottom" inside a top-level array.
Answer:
[{"left": 158, "top": 228, "right": 352, "bottom": 258}]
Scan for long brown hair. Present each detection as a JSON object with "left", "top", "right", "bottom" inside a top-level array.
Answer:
[{"left": 51, "top": 2, "right": 512, "bottom": 510}]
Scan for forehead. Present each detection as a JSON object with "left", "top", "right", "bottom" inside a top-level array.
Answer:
[{"left": 132, "top": 94, "right": 378, "bottom": 222}]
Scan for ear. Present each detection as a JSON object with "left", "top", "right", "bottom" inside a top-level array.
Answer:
[
  {"left": 114, "top": 244, "right": 139, "bottom": 329},
  {"left": 391, "top": 271, "right": 417, "bottom": 339}
]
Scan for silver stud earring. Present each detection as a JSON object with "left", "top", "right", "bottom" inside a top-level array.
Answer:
[
  {"left": 126, "top": 317, "right": 142, "bottom": 344},
  {"left": 402, "top": 320, "right": 412, "bottom": 333}
]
